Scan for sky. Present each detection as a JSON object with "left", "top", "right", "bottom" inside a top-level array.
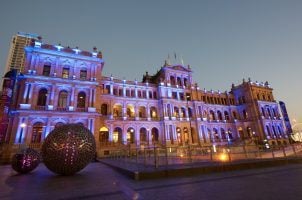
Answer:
[{"left": 0, "top": 0, "right": 301, "bottom": 124}]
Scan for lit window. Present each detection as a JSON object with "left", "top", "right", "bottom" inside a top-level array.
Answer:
[
  {"left": 62, "top": 68, "right": 69, "bottom": 78},
  {"left": 42, "top": 65, "right": 51, "bottom": 76},
  {"left": 80, "top": 69, "right": 87, "bottom": 80}
]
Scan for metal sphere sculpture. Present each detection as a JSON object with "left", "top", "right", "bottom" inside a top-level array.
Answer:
[
  {"left": 11, "top": 148, "right": 41, "bottom": 174},
  {"left": 42, "top": 123, "right": 96, "bottom": 175}
]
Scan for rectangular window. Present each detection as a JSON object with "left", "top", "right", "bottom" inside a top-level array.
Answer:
[
  {"left": 172, "top": 92, "right": 177, "bottom": 99},
  {"left": 113, "top": 88, "right": 118, "bottom": 95},
  {"left": 42, "top": 65, "right": 51, "bottom": 76},
  {"left": 62, "top": 68, "right": 69, "bottom": 78},
  {"left": 80, "top": 70, "right": 87, "bottom": 80}
]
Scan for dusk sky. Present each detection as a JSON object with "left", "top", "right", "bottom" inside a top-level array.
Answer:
[{"left": 0, "top": 0, "right": 301, "bottom": 124}]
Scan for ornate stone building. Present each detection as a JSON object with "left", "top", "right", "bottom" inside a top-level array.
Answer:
[{"left": 0, "top": 38, "right": 290, "bottom": 158}]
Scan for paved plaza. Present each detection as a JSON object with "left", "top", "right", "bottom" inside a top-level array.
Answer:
[{"left": 1, "top": 161, "right": 302, "bottom": 200}]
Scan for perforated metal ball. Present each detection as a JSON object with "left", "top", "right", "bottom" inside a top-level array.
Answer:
[
  {"left": 11, "top": 148, "right": 40, "bottom": 174},
  {"left": 42, "top": 123, "right": 96, "bottom": 175}
]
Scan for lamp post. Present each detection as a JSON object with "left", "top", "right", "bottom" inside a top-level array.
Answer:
[
  {"left": 18, "top": 123, "right": 26, "bottom": 143},
  {"left": 186, "top": 94, "right": 192, "bottom": 145}
]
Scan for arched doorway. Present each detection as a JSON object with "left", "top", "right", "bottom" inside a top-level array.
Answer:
[
  {"left": 113, "top": 127, "right": 122, "bottom": 143},
  {"left": 151, "top": 127, "right": 159, "bottom": 144},
  {"left": 77, "top": 91, "right": 86, "bottom": 108},
  {"left": 58, "top": 90, "right": 68, "bottom": 109},
  {"left": 99, "top": 127, "right": 109, "bottom": 144},
  {"left": 127, "top": 127, "right": 135, "bottom": 144},
  {"left": 37, "top": 88, "right": 48, "bottom": 107},
  {"left": 140, "top": 127, "right": 147, "bottom": 144}
]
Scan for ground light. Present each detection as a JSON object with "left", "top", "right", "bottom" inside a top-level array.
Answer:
[{"left": 219, "top": 153, "right": 228, "bottom": 162}]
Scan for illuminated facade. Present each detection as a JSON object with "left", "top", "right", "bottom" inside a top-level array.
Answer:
[{"left": 1, "top": 38, "right": 290, "bottom": 157}]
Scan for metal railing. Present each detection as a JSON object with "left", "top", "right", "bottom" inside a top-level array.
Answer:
[{"left": 105, "top": 142, "right": 302, "bottom": 168}]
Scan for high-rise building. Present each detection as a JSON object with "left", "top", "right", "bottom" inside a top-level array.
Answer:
[
  {"left": 5, "top": 32, "right": 40, "bottom": 74},
  {"left": 0, "top": 36, "right": 291, "bottom": 161}
]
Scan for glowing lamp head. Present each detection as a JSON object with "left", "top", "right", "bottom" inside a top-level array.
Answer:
[
  {"left": 219, "top": 153, "right": 228, "bottom": 162},
  {"left": 20, "top": 123, "right": 26, "bottom": 128}
]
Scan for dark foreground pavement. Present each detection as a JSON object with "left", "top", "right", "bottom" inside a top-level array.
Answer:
[{"left": 1, "top": 162, "right": 302, "bottom": 200}]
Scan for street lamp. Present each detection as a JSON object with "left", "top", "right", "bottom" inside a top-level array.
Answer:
[
  {"left": 18, "top": 123, "right": 26, "bottom": 143},
  {"left": 186, "top": 94, "right": 192, "bottom": 145}
]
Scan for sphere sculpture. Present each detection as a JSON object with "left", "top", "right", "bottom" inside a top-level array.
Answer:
[
  {"left": 42, "top": 123, "right": 96, "bottom": 175},
  {"left": 11, "top": 148, "right": 40, "bottom": 174}
]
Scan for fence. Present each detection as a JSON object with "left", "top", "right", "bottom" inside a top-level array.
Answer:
[{"left": 106, "top": 143, "right": 302, "bottom": 168}]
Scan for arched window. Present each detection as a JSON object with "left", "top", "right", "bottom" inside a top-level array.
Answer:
[
  {"left": 266, "top": 107, "right": 272, "bottom": 118},
  {"left": 174, "top": 107, "right": 179, "bottom": 118},
  {"left": 181, "top": 107, "right": 186, "bottom": 118},
  {"left": 221, "top": 128, "right": 226, "bottom": 140},
  {"left": 188, "top": 107, "right": 193, "bottom": 118},
  {"left": 233, "top": 111, "right": 237, "bottom": 120},
  {"left": 278, "top": 126, "right": 283, "bottom": 135},
  {"left": 170, "top": 76, "right": 176, "bottom": 85},
  {"left": 266, "top": 125, "right": 271, "bottom": 137},
  {"left": 213, "top": 128, "right": 219, "bottom": 139},
  {"left": 209, "top": 110, "right": 215, "bottom": 120},
  {"left": 150, "top": 107, "right": 157, "bottom": 119},
  {"left": 101, "top": 104, "right": 108, "bottom": 115},
  {"left": 113, "top": 104, "right": 122, "bottom": 117},
  {"left": 217, "top": 111, "right": 223, "bottom": 120},
  {"left": 261, "top": 107, "right": 266, "bottom": 117},
  {"left": 77, "top": 92, "right": 86, "bottom": 108},
  {"left": 184, "top": 78, "right": 188, "bottom": 87},
  {"left": 113, "top": 127, "right": 122, "bottom": 143},
  {"left": 140, "top": 128, "right": 147, "bottom": 143},
  {"left": 31, "top": 122, "right": 43, "bottom": 143},
  {"left": 224, "top": 111, "right": 230, "bottom": 120},
  {"left": 151, "top": 127, "right": 159, "bottom": 143},
  {"left": 139, "top": 106, "right": 147, "bottom": 118},
  {"left": 127, "top": 104, "right": 135, "bottom": 118},
  {"left": 243, "top": 110, "right": 248, "bottom": 119},
  {"left": 272, "top": 108, "right": 277, "bottom": 117},
  {"left": 177, "top": 77, "right": 182, "bottom": 86},
  {"left": 228, "top": 129, "right": 233, "bottom": 139},
  {"left": 99, "top": 127, "right": 109, "bottom": 143},
  {"left": 272, "top": 126, "right": 277, "bottom": 137},
  {"left": 37, "top": 88, "right": 48, "bottom": 106},
  {"left": 58, "top": 90, "right": 68, "bottom": 108},
  {"left": 127, "top": 127, "right": 135, "bottom": 144}
]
